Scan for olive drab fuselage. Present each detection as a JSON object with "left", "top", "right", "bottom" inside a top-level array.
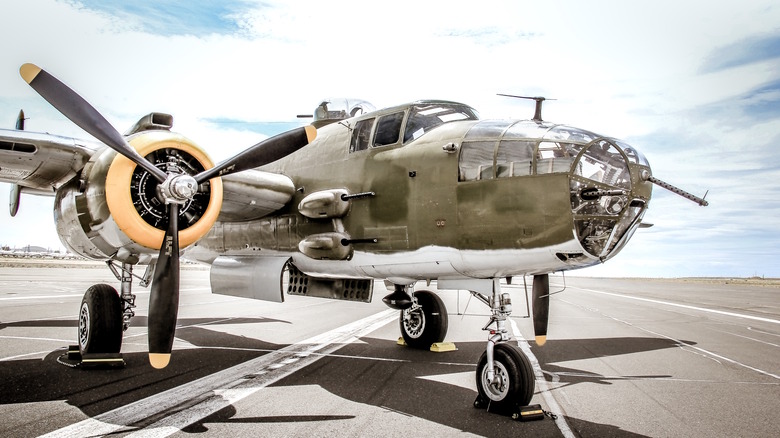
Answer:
[{"left": 194, "top": 100, "right": 653, "bottom": 283}]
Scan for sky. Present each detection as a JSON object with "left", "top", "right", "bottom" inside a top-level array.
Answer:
[{"left": 0, "top": 0, "right": 779, "bottom": 278}]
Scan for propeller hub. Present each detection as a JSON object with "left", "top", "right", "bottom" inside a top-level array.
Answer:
[{"left": 160, "top": 174, "right": 198, "bottom": 204}]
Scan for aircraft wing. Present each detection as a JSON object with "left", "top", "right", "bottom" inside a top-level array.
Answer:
[
  {"left": 0, "top": 128, "right": 99, "bottom": 193},
  {"left": 1, "top": 127, "right": 296, "bottom": 221}
]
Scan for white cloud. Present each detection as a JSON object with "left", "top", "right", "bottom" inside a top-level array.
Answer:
[{"left": 1, "top": 0, "right": 779, "bottom": 277}]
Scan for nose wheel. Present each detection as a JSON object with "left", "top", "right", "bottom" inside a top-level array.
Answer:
[
  {"left": 391, "top": 279, "right": 538, "bottom": 415},
  {"left": 469, "top": 278, "right": 536, "bottom": 414},
  {"left": 474, "top": 343, "right": 534, "bottom": 412}
]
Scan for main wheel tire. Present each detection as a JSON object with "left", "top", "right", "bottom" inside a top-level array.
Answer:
[
  {"left": 400, "top": 290, "right": 448, "bottom": 349},
  {"left": 475, "top": 343, "right": 535, "bottom": 412},
  {"left": 78, "top": 284, "right": 123, "bottom": 355}
]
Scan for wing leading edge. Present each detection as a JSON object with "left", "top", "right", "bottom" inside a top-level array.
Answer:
[{"left": 0, "top": 128, "right": 98, "bottom": 192}]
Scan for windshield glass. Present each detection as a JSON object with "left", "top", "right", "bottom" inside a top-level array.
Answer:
[{"left": 403, "top": 103, "right": 478, "bottom": 143}]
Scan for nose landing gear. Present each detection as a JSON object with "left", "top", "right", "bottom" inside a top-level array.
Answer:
[
  {"left": 469, "top": 279, "right": 535, "bottom": 413},
  {"left": 387, "top": 278, "right": 537, "bottom": 413}
]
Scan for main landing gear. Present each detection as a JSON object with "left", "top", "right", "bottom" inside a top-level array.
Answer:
[
  {"left": 400, "top": 290, "right": 448, "bottom": 349},
  {"left": 75, "top": 262, "right": 151, "bottom": 360},
  {"left": 383, "top": 280, "right": 536, "bottom": 413},
  {"left": 78, "top": 284, "right": 122, "bottom": 354},
  {"left": 384, "top": 285, "right": 448, "bottom": 348}
]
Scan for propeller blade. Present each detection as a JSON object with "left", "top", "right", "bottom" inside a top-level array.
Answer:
[
  {"left": 532, "top": 274, "right": 550, "bottom": 346},
  {"left": 19, "top": 63, "right": 167, "bottom": 182},
  {"left": 147, "top": 203, "right": 180, "bottom": 369},
  {"left": 195, "top": 125, "right": 316, "bottom": 184}
]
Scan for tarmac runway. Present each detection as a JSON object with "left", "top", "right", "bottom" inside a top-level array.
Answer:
[{"left": 0, "top": 264, "right": 778, "bottom": 437}]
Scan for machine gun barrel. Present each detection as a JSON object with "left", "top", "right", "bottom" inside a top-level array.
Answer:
[
  {"left": 647, "top": 176, "right": 709, "bottom": 206},
  {"left": 580, "top": 188, "right": 627, "bottom": 199}
]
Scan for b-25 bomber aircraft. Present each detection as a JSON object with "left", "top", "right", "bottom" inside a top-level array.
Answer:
[{"left": 0, "top": 64, "right": 707, "bottom": 413}]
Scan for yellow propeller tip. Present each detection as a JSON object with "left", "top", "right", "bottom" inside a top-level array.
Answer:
[
  {"left": 20, "top": 63, "right": 41, "bottom": 84},
  {"left": 535, "top": 335, "right": 547, "bottom": 346},
  {"left": 304, "top": 125, "right": 317, "bottom": 143},
  {"left": 149, "top": 353, "right": 171, "bottom": 369}
]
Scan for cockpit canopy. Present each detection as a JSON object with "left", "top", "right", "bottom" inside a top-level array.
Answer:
[
  {"left": 349, "top": 101, "right": 479, "bottom": 153},
  {"left": 458, "top": 120, "right": 649, "bottom": 182}
]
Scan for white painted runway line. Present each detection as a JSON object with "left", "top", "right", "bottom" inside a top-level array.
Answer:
[
  {"left": 0, "top": 294, "right": 84, "bottom": 301},
  {"left": 559, "top": 297, "right": 780, "bottom": 381},
  {"left": 40, "top": 309, "right": 398, "bottom": 438},
  {"left": 568, "top": 286, "right": 780, "bottom": 325},
  {"left": 511, "top": 319, "right": 576, "bottom": 438}
]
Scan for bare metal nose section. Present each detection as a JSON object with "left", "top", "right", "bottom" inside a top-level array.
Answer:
[{"left": 569, "top": 137, "right": 648, "bottom": 260}]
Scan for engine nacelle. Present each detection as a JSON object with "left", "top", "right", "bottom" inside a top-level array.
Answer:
[
  {"left": 210, "top": 255, "right": 290, "bottom": 302},
  {"left": 54, "top": 130, "right": 223, "bottom": 263},
  {"left": 209, "top": 256, "right": 374, "bottom": 304}
]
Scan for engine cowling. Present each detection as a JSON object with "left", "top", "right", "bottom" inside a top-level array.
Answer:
[{"left": 54, "top": 130, "right": 223, "bottom": 263}]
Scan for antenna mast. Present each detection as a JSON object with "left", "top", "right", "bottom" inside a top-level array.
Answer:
[{"left": 497, "top": 94, "right": 555, "bottom": 122}]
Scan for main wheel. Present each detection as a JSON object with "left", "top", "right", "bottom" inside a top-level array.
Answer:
[
  {"left": 78, "top": 284, "right": 123, "bottom": 355},
  {"left": 400, "top": 290, "right": 448, "bottom": 349},
  {"left": 475, "top": 343, "right": 535, "bottom": 412}
]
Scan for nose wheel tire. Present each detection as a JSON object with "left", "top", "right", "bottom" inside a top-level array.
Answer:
[
  {"left": 475, "top": 343, "right": 535, "bottom": 412},
  {"left": 400, "top": 290, "right": 448, "bottom": 349},
  {"left": 78, "top": 284, "right": 123, "bottom": 355}
]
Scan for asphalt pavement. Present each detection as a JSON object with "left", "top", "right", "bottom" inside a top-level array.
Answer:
[{"left": 0, "top": 264, "right": 778, "bottom": 437}]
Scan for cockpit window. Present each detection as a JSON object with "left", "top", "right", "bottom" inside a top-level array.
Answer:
[
  {"left": 574, "top": 140, "right": 631, "bottom": 189},
  {"left": 374, "top": 112, "right": 404, "bottom": 147},
  {"left": 459, "top": 141, "right": 496, "bottom": 181},
  {"left": 350, "top": 118, "right": 374, "bottom": 153},
  {"left": 536, "top": 141, "right": 578, "bottom": 174},
  {"left": 404, "top": 103, "right": 478, "bottom": 143},
  {"left": 496, "top": 140, "right": 534, "bottom": 177},
  {"left": 614, "top": 140, "right": 650, "bottom": 166}
]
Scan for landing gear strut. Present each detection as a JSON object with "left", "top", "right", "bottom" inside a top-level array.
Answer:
[{"left": 106, "top": 261, "right": 153, "bottom": 331}]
